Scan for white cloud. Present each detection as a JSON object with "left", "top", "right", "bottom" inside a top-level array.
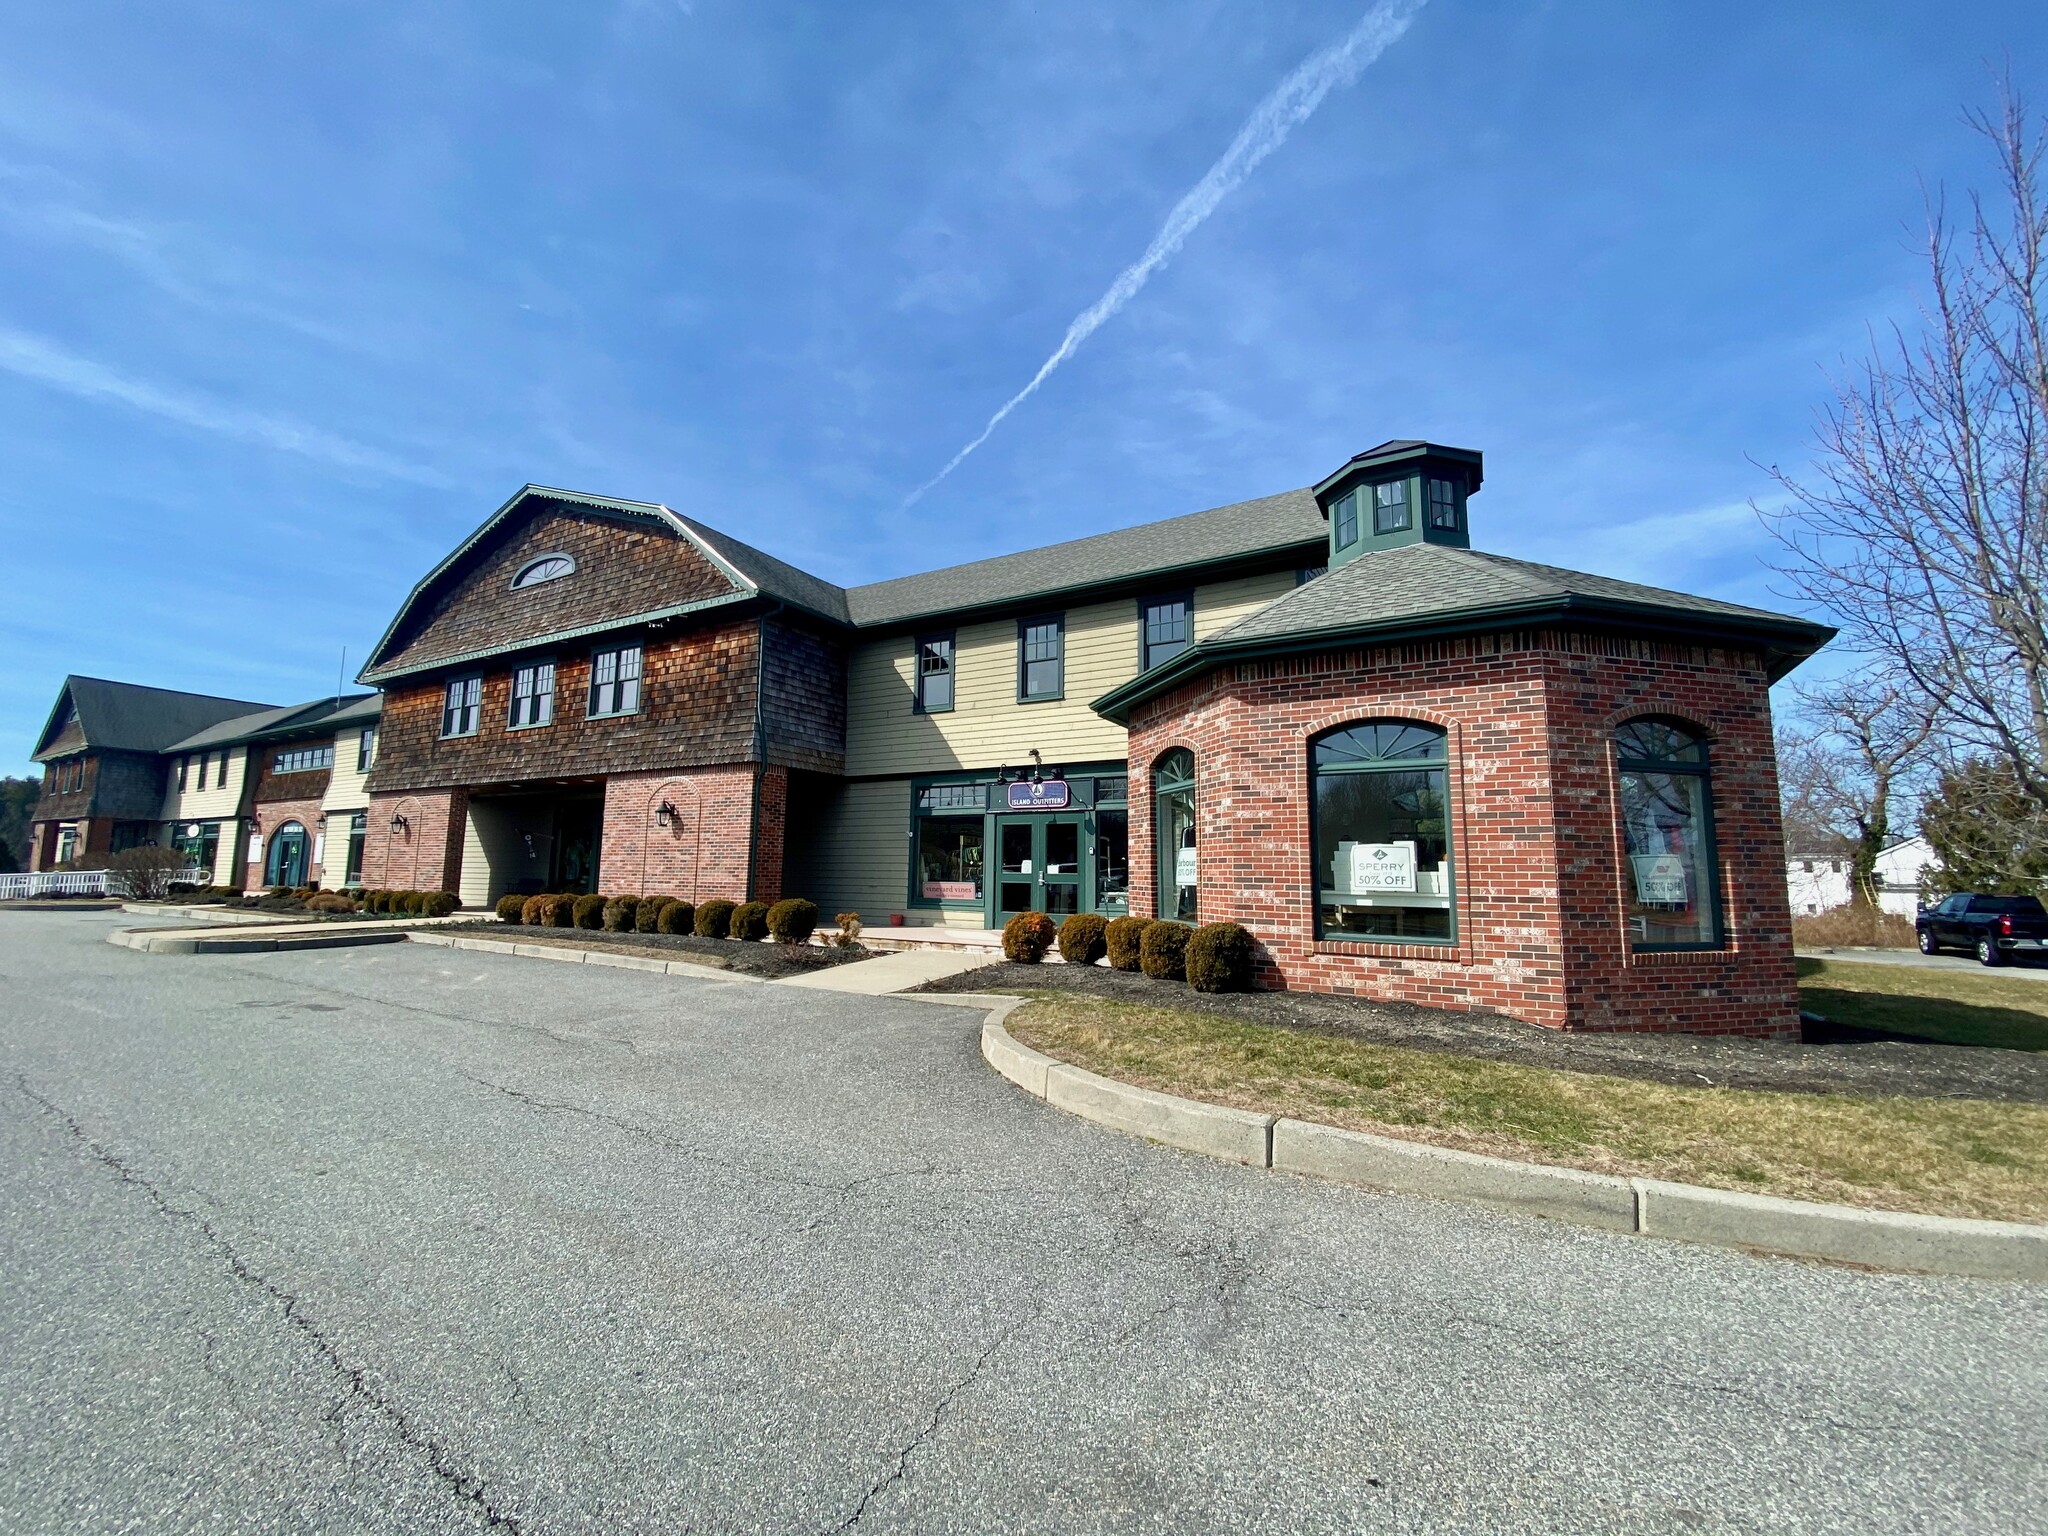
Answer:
[{"left": 0, "top": 326, "right": 448, "bottom": 485}]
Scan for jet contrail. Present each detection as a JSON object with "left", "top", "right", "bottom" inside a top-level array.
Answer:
[{"left": 904, "top": 0, "right": 1427, "bottom": 506}]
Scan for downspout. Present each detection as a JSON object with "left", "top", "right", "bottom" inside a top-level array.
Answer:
[{"left": 745, "top": 602, "right": 785, "bottom": 903}]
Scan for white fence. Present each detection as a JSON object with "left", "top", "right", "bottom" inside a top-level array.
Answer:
[{"left": 0, "top": 870, "right": 122, "bottom": 900}]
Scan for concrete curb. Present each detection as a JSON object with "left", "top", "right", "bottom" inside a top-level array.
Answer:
[
  {"left": 411, "top": 930, "right": 765, "bottom": 984},
  {"left": 107, "top": 927, "right": 409, "bottom": 956},
  {"left": 978, "top": 1020, "right": 2047, "bottom": 1281}
]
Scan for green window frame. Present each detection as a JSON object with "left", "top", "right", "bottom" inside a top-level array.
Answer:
[
  {"left": 1427, "top": 476, "right": 1459, "bottom": 530},
  {"left": 1018, "top": 614, "right": 1064, "bottom": 702},
  {"left": 914, "top": 633, "right": 955, "bottom": 713},
  {"left": 1140, "top": 592, "right": 1193, "bottom": 671},
  {"left": 1153, "top": 747, "right": 1197, "bottom": 922},
  {"left": 1311, "top": 720, "right": 1455, "bottom": 945},
  {"left": 1615, "top": 718, "right": 1724, "bottom": 952},
  {"left": 1372, "top": 480, "right": 1411, "bottom": 534},
  {"left": 1332, "top": 489, "right": 1359, "bottom": 549}
]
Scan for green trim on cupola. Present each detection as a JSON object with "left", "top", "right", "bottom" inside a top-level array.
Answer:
[{"left": 1314, "top": 440, "right": 1484, "bottom": 569}]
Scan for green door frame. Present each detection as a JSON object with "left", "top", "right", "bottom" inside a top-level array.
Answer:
[{"left": 989, "top": 813, "right": 1089, "bottom": 923}]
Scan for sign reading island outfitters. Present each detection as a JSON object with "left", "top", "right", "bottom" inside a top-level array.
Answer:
[{"left": 1006, "top": 779, "right": 1070, "bottom": 811}]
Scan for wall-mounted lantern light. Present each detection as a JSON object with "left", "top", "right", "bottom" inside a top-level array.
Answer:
[
  {"left": 655, "top": 800, "right": 678, "bottom": 828},
  {"left": 390, "top": 813, "right": 410, "bottom": 835}
]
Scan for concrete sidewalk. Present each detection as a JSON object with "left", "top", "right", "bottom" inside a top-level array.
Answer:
[{"left": 774, "top": 947, "right": 991, "bottom": 994}]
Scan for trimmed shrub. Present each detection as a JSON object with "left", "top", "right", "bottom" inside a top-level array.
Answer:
[
  {"left": 1139, "top": 920, "right": 1192, "bottom": 981},
  {"left": 1186, "top": 922, "right": 1256, "bottom": 993},
  {"left": 405, "top": 891, "right": 430, "bottom": 915},
  {"left": 602, "top": 895, "right": 639, "bottom": 932},
  {"left": 635, "top": 897, "right": 664, "bottom": 933},
  {"left": 657, "top": 898, "right": 695, "bottom": 935},
  {"left": 766, "top": 897, "right": 819, "bottom": 944},
  {"left": 1057, "top": 912, "right": 1108, "bottom": 967},
  {"left": 729, "top": 900, "right": 770, "bottom": 941},
  {"left": 520, "top": 894, "right": 547, "bottom": 925},
  {"left": 1003, "top": 910, "right": 1056, "bottom": 963},
  {"left": 307, "top": 891, "right": 355, "bottom": 914},
  {"left": 1105, "top": 915, "right": 1148, "bottom": 972},
  {"left": 421, "top": 891, "right": 458, "bottom": 919},
  {"left": 573, "top": 893, "right": 607, "bottom": 929},
  {"left": 547, "top": 893, "right": 576, "bottom": 928},
  {"left": 695, "top": 899, "right": 737, "bottom": 938},
  {"left": 496, "top": 894, "right": 527, "bottom": 923}
]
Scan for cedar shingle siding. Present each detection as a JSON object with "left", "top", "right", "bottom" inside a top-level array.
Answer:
[{"left": 372, "top": 502, "right": 743, "bottom": 677}]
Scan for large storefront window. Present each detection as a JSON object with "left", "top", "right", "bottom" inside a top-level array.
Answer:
[
  {"left": 1616, "top": 719, "right": 1722, "bottom": 950},
  {"left": 917, "top": 817, "right": 984, "bottom": 903},
  {"left": 1313, "top": 721, "right": 1453, "bottom": 942},
  {"left": 1153, "top": 748, "right": 1197, "bottom": 922},
  {"left": 1093, "top": 774, "right": 1129, "bottom": 913},
  {"left": 173, "top": 822, "right": 220, "bottom": 881}
]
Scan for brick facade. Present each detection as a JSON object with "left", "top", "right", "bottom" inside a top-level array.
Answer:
[
  {"left": 360, "top": 789, "right": 468, "bottom": 893},
  {"left": 598, "top": 766, "right": 775, "bottom": 903},
  {"left": 1126, "top": 628, "right": 1798, "bottom": 1038},
  {"left": 250, "top": 797, "right": 329, "bottom": 887}
]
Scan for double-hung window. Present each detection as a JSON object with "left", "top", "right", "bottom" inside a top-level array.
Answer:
[
  {"left": 915, "top": 634, "right": 954, "bottom": 713},
  {"left": 215, "top": 751, "right": 229, "bottom": 788},
  {"left": 1018, "top": 616, "right": 1063, "bottom": 702},
  {"left": 176, "top": 756, "right": 189, "bottom": 792},
  {"left": 1140, "top": 594, "right": 1192, "bottom": 671},
  {"left": 1427, "top": 477, "right": 1459, "bottom": 530},
  {"left": 357, "top": 728, "right": 377, "bottom": 772},
  {"left": 509, "top": 661, "right": 555, "bottom": 728},
  {"left": 441, "top": 676, "right": 481, "bottom": 738},
  {"left": 1332, "top": 489, "right": 1359, "bottom": 549},
  {"left": 1372, "top": 480, "right": 1411, "bottom": 534},
  {"left": 588, "top": 644, "right": 642, "bottom": 718}
]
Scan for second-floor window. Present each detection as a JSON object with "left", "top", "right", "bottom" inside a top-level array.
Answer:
[
  {"left": 915, "top": 634, "right": 954, "bottom": 713},
  {"left": 509, "top": 662, "right": 555, "bottom": 728},
  {"left": 215, "top": 751, "right": 229, "bottom": 788},
  {"left": 176, "top": 756, "right": 189, "bottom": 792},
  {"left": 273, "top": 745, "right": 334, "bottom": 774},
  {"left": 442, "top": 676, "right": 482, "bottom": 738},
  {"left": 1141, "top": 595, "right": 1192, "bottom": 671},
  {"left": 357, "top": 728, "right": 377, "bottom": 772},
  {"left": 588, "top": 644, "right": 642, "bottom": 718},
  {"left": 1018, "top": 616, "right": 1063, "bottom": 702}
]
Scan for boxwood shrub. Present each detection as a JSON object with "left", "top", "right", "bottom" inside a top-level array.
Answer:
[
  {"left": 657, "top": 898, "right": 695, "bottom": 935},
  {"left": 1138, "top": 920, "right": 1192, "bottom": 981},
  {"left": 635, "top": 897, "right": 664, "bottom": 933},
  {"left": 1186, "top": 921, "right": 1255, "bottom": 993},
  {"left": 1003, "top": 911, "right": 1056, "bottom": 963},
  {"left": 1057, "top": 912, "right": 1108, "bottom": 966},
  {"left": 694, "top": 899, "right": 737, "bottom": 938},
  {"left": 572, "top": 893, "right": 607, "bottom": 929},
  {"left": 495, "top": 893, "right": 526, "bottom": 923},
  {"left": 546, "top": 893, "right": 576, "bottom": 928},
  {"left": 766, "top": 897, "right": 819, "bottom": 943},
  {"left": 1104, "top": 915, "right": 1148, "bottom": 972},
  {"left": 729, "top": 900, "right": 770, "bottom": 941},
  {"left": 421, "top": 891, "right": 458, "bottom": 919},
  {"left": 602, "top": 895, "right": 639, "bottom": 932}
]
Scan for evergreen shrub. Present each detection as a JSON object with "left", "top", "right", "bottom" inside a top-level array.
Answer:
[
  {"left": 1185, "top": 922, "right": 1255, "bottom": 992},
  {"left": 1057, "top": 912, "right": 1108, "bottom": 966},
  {"left": 1105, "top": 915, "right": 1148, "bottom": 972},
  {"left": 1139, "top": 920, "right": 1192, "bottom": 981},
  {"left": 602, "top": 895, "right": 639, "bottom": 932},
  {"left": 496, "top": 894, "right": 527, "bottom": 923},
  {"left": 694, "top": 899, "right": 736, "bottom": 938},
  {"left": 657, "top": 898, "right": 694, "bottom": 935},
  {"left": 573, "top": 893, "right": 607, "bottom": 929},
  {"left": 1003, "top": 911, "right": 1056, "bottom": 963},
  {"left": 766, "top": 898, "right": 818, "bottom": 943},
  {"left": 729, "top": 900, "right": 770, "bottom": 941}
]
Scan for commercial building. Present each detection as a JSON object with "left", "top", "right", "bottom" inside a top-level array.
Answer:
[{"left": 351, "top": 441, "right": 1832, "bottom": 1035}]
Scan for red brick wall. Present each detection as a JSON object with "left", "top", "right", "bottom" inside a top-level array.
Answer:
[
  {"left": 249, "top": 798, "right": 327, "bottom": 886},
  {"left": 360, "top": 789, "right": 468, "bottom": 894},
  {"left": 752, "top": 767, "right": 788, "bottom": 904},
  {"left": 598, "top": 767, "right": 760, "bottom": 903},
  {"left": 1126, "top": 628, "right": 1797, "bottom": 1038}
]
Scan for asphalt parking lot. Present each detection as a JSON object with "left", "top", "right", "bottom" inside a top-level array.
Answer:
[{"left": 3, "top": 912, "right": 2045, "bottom": 1535}]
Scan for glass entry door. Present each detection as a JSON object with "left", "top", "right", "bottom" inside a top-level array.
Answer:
[{"left": 994, "top": 815, "right": 1086, "bottom": 919}]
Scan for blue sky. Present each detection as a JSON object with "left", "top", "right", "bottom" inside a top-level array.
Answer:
[{"left": 4, "top": 1, "right": 2046, "bottom": 770}]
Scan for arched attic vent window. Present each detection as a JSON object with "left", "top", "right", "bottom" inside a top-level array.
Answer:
[{"left": 511, "top": 554, "right": 576, "bottom": 590}]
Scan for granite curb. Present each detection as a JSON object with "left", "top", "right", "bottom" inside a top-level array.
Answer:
[{"left": 978, "top": 1019, "right": 2047, "bottom": 1281}]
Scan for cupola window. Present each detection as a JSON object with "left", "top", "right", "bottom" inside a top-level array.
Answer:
[
  {"left": 1332, "top": 489, "right": 1359, "bottom": 549},
  {"left": 1427, "top": 477, "right": 1458, "bottom": 530},
  {"left": 1372, "top": 481, "right": 1411, "bottom": 534}
]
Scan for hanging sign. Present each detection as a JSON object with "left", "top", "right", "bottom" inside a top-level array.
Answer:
[
  {"left": 1006, "top": 779, "right": 1070, "bottom": 810},
  {"left": 1348, "top": 841, "right": 1417, "bottom": 893},
  {"left": 1631, "top": 854, "right": 1688, "bottom": 904}
]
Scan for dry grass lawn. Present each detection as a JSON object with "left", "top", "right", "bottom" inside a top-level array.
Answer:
[
  {"left": 1799, "top": 957, "right": 2048, "bottom": 1052},
  {"left": 1008, "top": 995, "right": 2048, "bottom": 1223}
]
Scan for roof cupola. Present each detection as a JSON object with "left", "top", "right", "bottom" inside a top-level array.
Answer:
[{"left": 1313, "top": 440, "right": 1483, "bottom": 570}]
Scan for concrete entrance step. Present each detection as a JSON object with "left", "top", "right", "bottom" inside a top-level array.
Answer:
[
  {"left": 775, "top": 948, "right": 993, "bottom": 995},
  {"left": 859, "top": 926, "right": 1072, "bottom": 961}
]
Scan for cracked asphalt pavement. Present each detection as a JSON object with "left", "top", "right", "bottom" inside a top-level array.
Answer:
[{"left": 2, "top": 913, "right": 2044, "bottom": 1534}]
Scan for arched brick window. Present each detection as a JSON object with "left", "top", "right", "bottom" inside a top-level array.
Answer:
[
  {"left": 1311, "top": 721, "right": 1453, "bottom": 943},
  {"left": 1614, "top": 718, "right": 1723, "bottom": 950}
]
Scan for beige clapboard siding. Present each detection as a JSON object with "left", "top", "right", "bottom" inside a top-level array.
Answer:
[
  {"left": 157, "top": 747, "right": 248, "bottom": 823},
  {"left": 843, "top": 573, "right": 1299, "bottom": 780},
  {"left": 798, "top": 779, "right": 918, "bottom": 924},
  {"left": 323, "top": 729, "right": 375, "bottom": 814}
]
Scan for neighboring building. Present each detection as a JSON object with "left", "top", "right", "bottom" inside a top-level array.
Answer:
[
  {"left": 27, "top": 677, "right": 276, "bottom": 870},
  {"left": 27, "top": 677, "right": 382, "bottom": 890},
  {"left": 1786, "top": 836, "right": 1936, "bottom": 919},
  {"left": 354, "top": 442, "right": 1832, "bottom": 1036}
]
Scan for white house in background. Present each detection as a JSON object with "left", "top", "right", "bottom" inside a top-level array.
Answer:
[{"left": 1785, "top": 835, "right": 1938, "bottom": 919}]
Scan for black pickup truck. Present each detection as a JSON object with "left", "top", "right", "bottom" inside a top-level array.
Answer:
[{"left": 1915, "top": 893, "right": 2048, "bottom": 967}]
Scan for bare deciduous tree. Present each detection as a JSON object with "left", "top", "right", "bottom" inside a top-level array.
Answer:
[
  {"left": 1779, "top": 675, "right": 1936, "bottom": 905},
  {"left": 1765, "top": 90, "right": 2048, "bottom": 817}
]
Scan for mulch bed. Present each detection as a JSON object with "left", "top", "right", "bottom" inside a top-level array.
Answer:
[
  {"left": 912, "top": 961, "right": 2048, "bottom": 1105},
  {"left": 438, "top": 921, "right": 872, "bottom": 981}
]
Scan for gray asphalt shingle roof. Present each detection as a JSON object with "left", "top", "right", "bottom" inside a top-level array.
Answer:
[
  {"left": 164, "top": 692, "right": 383, "bottom": 752},
  {"left": 1208, "top": 542, "right": 1810, "bottom": 646},
  {"left": 676, "top": 516, "right": 853, "bottom": 625},
  {"left": 842, "top": 488, "right": 1326, "bottom": 627},
  {"left": 37, "top": 676, "right": 279, "bottom": 758}
]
